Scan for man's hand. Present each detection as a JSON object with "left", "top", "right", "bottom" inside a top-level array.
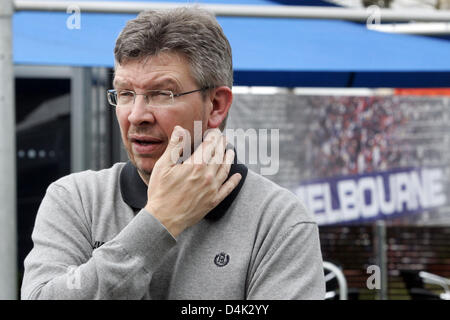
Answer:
[{"left": 145, "top": 126, "right": 242, "bottom": 238}]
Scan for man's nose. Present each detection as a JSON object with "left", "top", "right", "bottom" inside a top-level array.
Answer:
[{"left": 127, "top": 95, "right": 156, "bottom": 125}]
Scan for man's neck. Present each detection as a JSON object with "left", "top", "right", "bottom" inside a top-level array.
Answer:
[{"left": 137, "top": 169, "right": 151, "bottom": 186}]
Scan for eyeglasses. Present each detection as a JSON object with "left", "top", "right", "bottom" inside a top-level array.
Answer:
[{"left": 107, "top": 87, "right": 212, "bottom": 108}]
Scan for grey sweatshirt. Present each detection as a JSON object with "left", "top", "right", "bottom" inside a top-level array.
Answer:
[{"left": 21, "top": 161, "right": 325, "bottom": 300}]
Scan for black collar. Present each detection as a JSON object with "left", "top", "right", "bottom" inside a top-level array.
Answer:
[{"left": 119, "top": 151, "right": 248, "bottom": 221}]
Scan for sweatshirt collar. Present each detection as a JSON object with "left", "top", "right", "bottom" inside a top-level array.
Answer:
[{"left": 119, "top": 150, "right": 248, "bottom": 221}]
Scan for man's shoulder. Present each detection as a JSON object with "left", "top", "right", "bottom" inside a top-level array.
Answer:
[
  {"left": 244, "top": 169, "right": 287, "bottom": 191},
  {"left": 49, "top": 162, "right": 126, "bottom": 193},
  {"left": 243, "top": 169, "right": 303, "bottom": 205},
  {"left": 240, "top": 169, "right": 316, "bottom": 224}
]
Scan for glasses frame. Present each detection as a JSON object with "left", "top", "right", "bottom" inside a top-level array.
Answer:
[{"left": 107, "top": 86, "right": 212, "bottom": 107}]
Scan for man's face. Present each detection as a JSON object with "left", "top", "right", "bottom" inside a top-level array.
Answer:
[{"left": 114, "top": 52, "right": 212, "bottom": 180}]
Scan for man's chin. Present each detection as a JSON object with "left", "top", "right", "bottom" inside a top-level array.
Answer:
[
  {"left": 137, "top": 160, "right": 156, "bottom": 172},
  {"left": 131, "top": 157, "right": 156, "bottom": 178}
]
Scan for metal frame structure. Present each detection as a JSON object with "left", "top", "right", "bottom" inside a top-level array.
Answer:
[
  {"left": 419, "top": 271, "right": 450, "bottom": 300},
  {"left": 3, "top": 0, "right": 450, "bottom": 299},
  {"left": 0, "top": 0, "right": 17, "bottom": 300},
  {"left": 368, "top": 22, "right": 450, "bottom": 35},
  {"left": 375, "top": 220, "right": 388, "bottom": 300},
  {"left": 13, "top": 1, "right": 450, "bottom": 22},
  {"left": 323, "top": 261, "right": 348, "bottom": 300},
  {"left": 71, "top": 67, "right": 93, "bottom": 173}
]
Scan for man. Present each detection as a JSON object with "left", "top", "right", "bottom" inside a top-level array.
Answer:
[{"left": 21, "top": 7, "right": 325, "bottom": 299}]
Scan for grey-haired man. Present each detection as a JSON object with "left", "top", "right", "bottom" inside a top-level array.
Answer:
[{"left": 22, "top": 7, "right": 325, "bottom": 300}]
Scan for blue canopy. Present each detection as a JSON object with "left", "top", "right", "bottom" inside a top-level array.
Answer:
[{"left": 13, "top": 0, "right": 450, "bottom": 87}]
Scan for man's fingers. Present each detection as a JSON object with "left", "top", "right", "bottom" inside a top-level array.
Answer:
[
  {"left": 211, "top": 135, "right": 227, "bottom": 166},
  {"left": 202, "top": 129, "right": 222, "bottom": 164},
  {"left": 216, "top": 148, "right": 235, "bottom": 182},
  {"left": 213, "top": 173, "right": 242, "bottom": 206},
  {"left": 160, "top": 126, "right": 187, "bottom": 166},
  {"left": 186, "top": 128, "right": 222, "bottom": 165}
]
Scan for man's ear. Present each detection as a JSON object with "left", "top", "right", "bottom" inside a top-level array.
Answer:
[{"left": 207, "top": 86, "right": 232, "bottom": 129}]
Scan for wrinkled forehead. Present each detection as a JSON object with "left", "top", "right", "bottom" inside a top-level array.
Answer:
[
  {"left": 113, "top": 52, "right": 193, "bottom": 89},
  {"left": 112, "top": 76, "right": 179, "bottom": 90},
  {"left": 113, "top": 51, "right": 188, "bottom": 75}
]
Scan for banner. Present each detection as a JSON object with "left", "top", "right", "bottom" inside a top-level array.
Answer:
[
  {"left": 295, "top": 167, "right": 446, "bottom": 225},
  {"left": 227, "top": 93, "right": 450, "bottom": 226}
]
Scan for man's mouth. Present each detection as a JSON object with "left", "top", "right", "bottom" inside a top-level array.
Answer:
[
  {"left": 130, "top": 136, "right": 164, "bottom": 153},
  {"left": 130, "top": 136, "right": 163, "bottom": 144},
  {"left": 133, "top": 140, "right": 160, "bottom": 146}
]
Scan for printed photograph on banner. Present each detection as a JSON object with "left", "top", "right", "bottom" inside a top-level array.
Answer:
[{"left": 227, "top": 93, "right": 450, "bottom": 226}]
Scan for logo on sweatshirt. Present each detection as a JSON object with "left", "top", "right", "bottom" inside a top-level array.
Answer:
[{"left": 214, "top": 252, "right": 230, "bottom": 267}]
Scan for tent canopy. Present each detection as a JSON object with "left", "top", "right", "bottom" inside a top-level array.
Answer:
[{"left": 13, "top": 0, "right": 450, "bottom": 87}]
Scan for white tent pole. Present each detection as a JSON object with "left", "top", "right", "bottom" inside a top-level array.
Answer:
[
  {"left": 13, "top": 0, "right": 450, "bottom": 22},
  {"left": 367, "top": 22, "right": 450, "bottom": 35},
  {"left": 0, "top": 0, "right": 17, "bottom": 300}
]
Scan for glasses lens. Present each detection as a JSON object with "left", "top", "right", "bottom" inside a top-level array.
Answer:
[
  {"left": 107, "top": 90, "right": 175, "bottom": 107},
  {"left": 117, "top": 90, "right": 135, "bottom": 106},
  {"left": 148, "top": 90, "right": 173, "bottom": 107},
  {"left": 107, "top": 90, "right": 118, "bottom": 106}
]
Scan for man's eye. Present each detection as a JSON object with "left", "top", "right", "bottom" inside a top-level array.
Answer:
[
  {"left": 150, "top": 91, "right": 171, "bottom": 97},
  {"left": 119, "top": 91, "right": 134, "bottom": 97}
]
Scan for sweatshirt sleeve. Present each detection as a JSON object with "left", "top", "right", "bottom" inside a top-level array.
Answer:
[
  {"left": 246, "top": 221, "right": 326, "bottom": 300},
  {"left": 21, "top": 183, "right": 176, "bottom": 300}
]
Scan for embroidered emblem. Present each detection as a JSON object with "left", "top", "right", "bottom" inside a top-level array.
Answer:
[{"left": 214, "top": 252, "right": 230, "bottom": 267}]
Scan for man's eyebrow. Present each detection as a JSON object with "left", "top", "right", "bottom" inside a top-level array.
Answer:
[
  {"left": 113, "top": 79, "right": 131, "bottom": 88},
  {"left": 113, "top": 78, "right": 180, "bottom": 90},
  {"left": 144, "top": 78, "right": 179, "bottom": 90}
]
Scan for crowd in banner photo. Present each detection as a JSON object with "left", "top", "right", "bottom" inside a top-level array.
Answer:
[{"left": 305, "top": 96, "right": 407, "bottom": 178}]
